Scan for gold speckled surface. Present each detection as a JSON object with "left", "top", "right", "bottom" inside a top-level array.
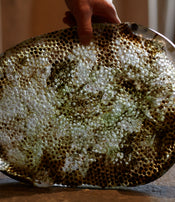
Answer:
[{"left": 0, "top": 23, "right": 175, "bottom": 188}]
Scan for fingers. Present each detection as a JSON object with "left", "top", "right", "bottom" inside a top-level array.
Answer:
[
  {"left": 63, "top": 0, "right": 121, "bottom": 45},
  {"left": 74, "top": 6, "right": 93, "bottom": 45},
  {"left": 63, "top": 11, "right": 76, "bottom": 27},
  {"left": 64, "top": 4, "right": 93, "bottom": 45},
  {"left": 64, "top": 0, "right": 93, "bottom": 44},
  {"left": 93, "top": 0, "right": 121, "bottom": 24}
]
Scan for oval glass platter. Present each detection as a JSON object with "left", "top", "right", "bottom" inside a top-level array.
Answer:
[{"left": 0, "top": 23, "right": 175, "bottom": 188}]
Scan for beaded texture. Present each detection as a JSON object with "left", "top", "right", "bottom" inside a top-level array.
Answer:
[{"left": 0, "top": 23, "right": 175, "bottom": 188}]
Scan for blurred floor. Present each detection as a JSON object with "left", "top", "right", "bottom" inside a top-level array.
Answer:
[{"left": 0, "top": 164, "right": 175, "bottom": 202}]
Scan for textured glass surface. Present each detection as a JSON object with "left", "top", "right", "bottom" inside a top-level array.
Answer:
[{"left": 0, "top": 23, "right": 175, "bottom": 187}]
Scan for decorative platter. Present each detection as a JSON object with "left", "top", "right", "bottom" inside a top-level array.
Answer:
[{"left": 0, "top": 23, "right": 175, "bottom": 187}]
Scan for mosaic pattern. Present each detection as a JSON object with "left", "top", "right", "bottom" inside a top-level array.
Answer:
[{"left": 0, "top": 23, "right": 175, "bottom": 187}]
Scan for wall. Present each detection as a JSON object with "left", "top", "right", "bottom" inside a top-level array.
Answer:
[
  {"left": 0, "top": 0, "right": 68, "bottom": 52},
  {"left": 115, "top": 0, "right": 148, "bottom": 26}
]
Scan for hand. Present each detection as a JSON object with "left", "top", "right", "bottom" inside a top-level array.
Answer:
[{"left": 63, "top": 0, "right": 121, "bottom": 45}]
